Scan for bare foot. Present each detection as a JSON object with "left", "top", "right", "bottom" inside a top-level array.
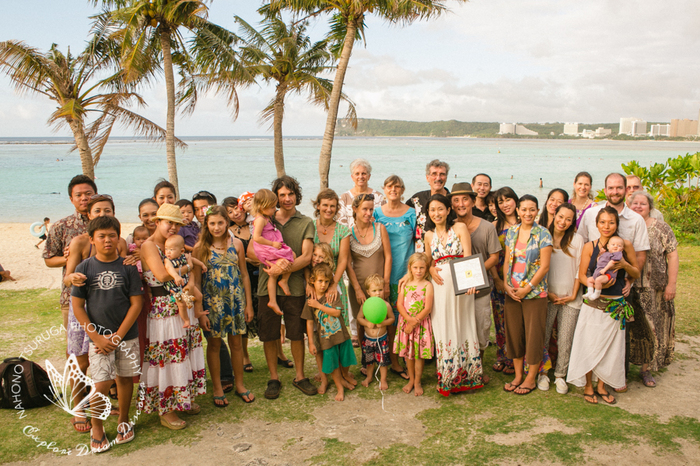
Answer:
[
  {"left": 379, "top": 380, "right": 389, "bottom": 391},
  {"left": 268, "top": 301, "right": 284, "bottom": 316},
  {"left": 361, "top": 376, "right": 372, "bottom": 388},
  {"left": 341, "top": 378, "right": 355, "bottom": 391},
  {"left": 318, "top": 379, "right": 329, "bottom": 395},
  {"left": 343, "top": 373, "right": 358, "bottom": 386},
  {"left": 402, "top": 381, "right": 414, "bottom": 394},
  {"left": 182, "top": 319, "right": 190, "bottom": 329},
  {"left": 313, "top": 373, "right": 322, "bottom": 383},
  {"left": 414, "top": 382, "right": 424, "bottom": 396},
  {"left": 335, "top": 390, "right": 345, "bottom": 402},
  {"left": 279, "top": 278, "right": 291, "bottom": 296}
]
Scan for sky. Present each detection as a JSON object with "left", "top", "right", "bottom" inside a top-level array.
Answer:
[{"left": 1, "top": 0, "right": 699, "bottom": 137}]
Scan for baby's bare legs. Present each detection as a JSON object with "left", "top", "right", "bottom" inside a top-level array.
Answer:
[
  {"left": 278, "top": 271, "right": 292, "bottom": 297},
  {"left": 331, "top": 368, "right": 345, "bottom": 401},
  {"left": 175, "top": 294, "right": 190, "bottom": 328},
  {"left": 379, "top": 366, "right": 389, "bottom": 391},
  {"left": 362, "top": 363, "right": 375, "bottom": 387},
  {"left": 404, "top": 358, "right": 415, "bottom": 394},
  {"left": 414, "top": 358, "right": 425, "bottom": 396}
]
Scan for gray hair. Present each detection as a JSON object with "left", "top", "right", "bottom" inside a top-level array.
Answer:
[
  {"left": 628, "top": 190, "right": 655, "bottom": 210},
  {"left": 425, "top": 159, "right": 450, "bottom": 176},
  {"left": 350, "top": 158, "right": 372, "bottom": 174}
]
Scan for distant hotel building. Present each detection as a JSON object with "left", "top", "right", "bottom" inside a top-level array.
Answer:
[
  {"left": 499, "top": 123, "right": 538, "bottom": 136},
  {"left": 619, "top": 117, "right": 647, "bottom": 136},
  {"left": 670, "top": 119, "right": 698, "bottom": 137},
  {"left": 563, "top": 123, "right": 579, "bottom": 135},
  {"left": 650, "top": 124, "right": 670, "bottom": 137}
]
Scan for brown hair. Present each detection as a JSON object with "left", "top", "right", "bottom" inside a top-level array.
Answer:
[
  {"left": 351, "top": 193, "right": 375, "bottom": 221},
  {"left": 310, "top": 263, "right": 334, "bottom": 283},
  {"left": 195, "top": 205, "right": 229, "bottom": 265},
  {"left": 252, "top": 189, "right": 279, "bottom": 216},
  {"left": 312, "top": 189, "right": 339, "bottom": 219},
  {"left": 312, "top": 243, "right": 335, "bottom": 271},
  {"left": 405, "top": 252, "right": 430, "bottom": 282}
]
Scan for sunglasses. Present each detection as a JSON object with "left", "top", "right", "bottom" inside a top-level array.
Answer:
[{"left": 89, "top": 194, "right": 113, "bottom": 201}]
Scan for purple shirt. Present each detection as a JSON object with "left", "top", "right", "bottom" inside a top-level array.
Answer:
[{"left": 178, "top": 223, "right": 200, "bottom": 247}]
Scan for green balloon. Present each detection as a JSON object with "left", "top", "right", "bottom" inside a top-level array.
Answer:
[{"left": 363, "top": 296, "right": 387, "bottom": 324}]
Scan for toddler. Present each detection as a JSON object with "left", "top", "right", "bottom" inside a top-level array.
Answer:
[
  {"left": 163, "top": 235, "right": 207, "bottom": 328},
  {"left": 303, "top": 263, "right": 357, "bottom": 401},
  {"left": 394, "top": 253, "right": 434, "bottom": 396},
  {"left": 583, "top": 236, "right": 625, "bottom": 301},
  {"left": 357, "top": 274, "right": 395, "bottom": 390},
  {"left": 127, "top": 225, "right": 150, "bottom": 274},
  {"left": 176, "top": 199, "right": 198, "bottom": 252},
  {"left": 238, "top": 191, "right": 255, "bottom": 227},
  {"left": 251, "top": 189, "right": 296, "bottom": 316}
]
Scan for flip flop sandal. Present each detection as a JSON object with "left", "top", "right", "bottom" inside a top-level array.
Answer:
[
  {"left": 514, "top": 385, "right": 535, "bottom": 396},
  {"left": 115, "top": 423, "right": 135, "bottom": 445},
  {"left": 213, "top": 395, "right": 228, "bottom": 408},
  {"left": 390, "top": 367, "right": 410, "bottom": 380},
  {"left": 243, "top": 363, "right": 254, "bottom": 373},
  {"left": 641, "top": 371, "right": 657, "bottom": 388},
  {"left": 235, "top": 390, "right": 255, "bottom": 404},
  {"left": 596, "top": 391, "right": 617, "bottom": 405},
  {"left": 222, "top": 382, "right": 234, "bottom": 394},
  {"left": 108, "top": 383, "right": 118, "bottom": 400},
  {"left": 583, "top": 392, "right": 598, "bottom": 404},
  {"left": 492, "top": 362, "right": 505, "bottom": 372},
  {"left": 503, "top": 366, "right": 516, "bottom": 375},
  {"left": 503, "top": 382, "right": 521, "bottom": 393},
  {"left": 71, "top": 417, "right": 91, "bottom": 433},
  {"left": 90, "top": 433, "right": 111, "bottom": 453}
]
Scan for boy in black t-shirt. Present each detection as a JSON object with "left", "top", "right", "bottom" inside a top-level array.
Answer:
[{"left": 72, "top": 216, "right": 143, "bottom": 453}]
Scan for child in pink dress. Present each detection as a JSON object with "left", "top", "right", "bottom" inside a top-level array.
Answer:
[
  {"left": 252, "top": 189, "right": 296, "bottom": 316},
  {"left": 394, "top": 253, "right": 434, "bottom": 396}
]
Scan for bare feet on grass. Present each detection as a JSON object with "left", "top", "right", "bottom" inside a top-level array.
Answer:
[
  {"left": 361, "top": 374, "right": 372, "bottom": 388},
  {"left": 402, "top": 381, "right": 414, "bottom": 394},
  {"left": 341, "top": 378, "right": 355, "bottom": 391},
  {"left": 318, "top": 379, "right": 329, "bottom": 395},
  {"left": 414, "top": 382, "right": 424, "bottom": 396},
  {"left": 335, "top": 388, "right": 345, "bottom": 402},
  {"left": 379, "top": 380, "right": 389, "bottom": 391}
]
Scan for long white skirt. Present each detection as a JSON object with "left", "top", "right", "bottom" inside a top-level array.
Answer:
[
  {"left": 431, "top": 264, "right": 483, "bottom": 395},
  {"left": 567, "top": 302, "right": 626, "bottom": 389}
]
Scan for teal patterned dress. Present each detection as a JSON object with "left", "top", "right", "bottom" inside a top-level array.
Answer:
[
  {"left": 202, "top": 242, "right": 247, "bottom": 338},
  {"left": 314, "top": 220, "right": 351, "bottom": 326}
]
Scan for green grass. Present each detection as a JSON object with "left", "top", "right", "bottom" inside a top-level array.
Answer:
[{"left": 1, "top": 243, "right": 700, "bottom": 464}]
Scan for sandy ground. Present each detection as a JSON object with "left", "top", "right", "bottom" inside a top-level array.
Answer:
[
  {"left": 0, "top": 223, "right": 140, "bottom": 291},
  {"left": 3, "top": 222, "right": 700, "bottom": 465}
]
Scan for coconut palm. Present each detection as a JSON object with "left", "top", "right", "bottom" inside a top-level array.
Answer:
[
  {"left": 0, "top": 27, "right": 175, "bottom": 179},
  {"left": 264, "top": 0, "right": 466, "bottom": 189},
  {"left": 234, "top": 14, "right": 356, "bottom": 177},
  {"left": 96, "top": 0, "right": 240, "bottom": 196}
]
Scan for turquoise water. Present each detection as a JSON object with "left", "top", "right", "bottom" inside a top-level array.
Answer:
[{"left": 1, "top": 137, "right": 697, "bottom": 223}]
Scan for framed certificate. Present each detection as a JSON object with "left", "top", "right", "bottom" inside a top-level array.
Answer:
[{"left": 449, "top": 254, "right": 490, "bottom": 295}]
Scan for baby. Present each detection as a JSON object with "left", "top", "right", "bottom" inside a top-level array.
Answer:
[
  {"left": 357, "top": 274, "right": 395, "bottom": 390},
  {"left": 583, "top": 236, "right": 624, "bottom": 301},
  {"left": 127, "top": 225, "right": 150, "bottom": 274},
  {"left": 163, "top": 235, "right": 207, "bottom": 328}
]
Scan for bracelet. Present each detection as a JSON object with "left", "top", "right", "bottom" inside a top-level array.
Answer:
[{"left": 527, "top": 280, "right": 535, "bottom": 289}]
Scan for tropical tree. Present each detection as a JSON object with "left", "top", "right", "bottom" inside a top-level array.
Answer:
[
  {"left": 234, "top": 14, "right": 356, "bottom": 177},
  {"left": 96, "top": 0, "right": 239, "bottom": 196},
  {"left": 264, "top": 0, "right": 466, "bottom": 189},
  {"left": 0, "top": 25, "right": 175, "bottom": 179}
]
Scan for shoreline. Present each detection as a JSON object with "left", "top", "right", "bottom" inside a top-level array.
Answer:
[{"left": 0, "top": 223, "right": 140, "bottom": 291}]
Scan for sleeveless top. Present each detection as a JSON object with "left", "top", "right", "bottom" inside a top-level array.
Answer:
[
  {"left": 587, "top": 240, "right": 626, "bottom": 296},
  {"left": 430, "top": 228, "right": 463, "bottom": 265},
  {"left": 349, "top": 223, "right": 385, "bottom": 287}
]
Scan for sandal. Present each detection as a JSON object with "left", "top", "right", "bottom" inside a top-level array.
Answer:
[
  {"left": 504, "top": 382, "right": 521, "bottom": 393},
  {"left": 583, "top": 391, "right": 598, "bottom": 404},
  {"left": 614, "top": 384, "right": 628, "bottom": 393},
  {"left": 115, "top": 423, "right": 135, "bottom": 445},
  {"left": 492, "top": 361, "right": 505, "bottom": 372},
  {"left": 641, "top": 370, "right": 656, "bottom": 388},
  {"left": 597, "top": 389, "right": 617, "bottom": 405},
  {"left": 235, "top": 390, "right": 255, "bottom": 404},
  {"left": 390, "top": 367, "right": 410, "bottom": 380},
  {"left": 222, "top": 382, "right": 234, "bottom": 394},
  {"left": 243, "top": 363, "right": 254, "bottom": 373},
  {"left": 71, "top": 417, "right": 91, "bottom": 433},
  {"left": 90, "top": 432, "right": 110, "bottom": 453},
  {"left": 108, "top": 382, "right": 118, "bottom": 400},
  {"left": 352, "top": 337, "right": 360, "bottom": 348},
  {"left": 514, "top": 385, "right": 535, "bottom": 396},
  {"left": 213, "top": 395, "right": 228, "bottom": 408},
  {"left": 503, "top": 366, "right": 516, "bottom": 375},
  {"left": 278, "top": 357, "right": 294, "bottom": 368},
  {"left": 184, "top": 403, "right": 200, "bottom": 415},
  {"left": 160, "top": 416, "right": 187, "bottom": 430}
]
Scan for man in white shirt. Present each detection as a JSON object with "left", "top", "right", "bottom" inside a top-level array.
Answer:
[{"left": 578, "top": 173, "right": 650, "bottom": 295}]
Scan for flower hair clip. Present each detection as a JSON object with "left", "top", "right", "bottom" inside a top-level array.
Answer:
[{"left": 205, "top": 206, "right": 216, "bottom": 217}]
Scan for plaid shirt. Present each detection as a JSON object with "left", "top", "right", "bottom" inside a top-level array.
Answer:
[{"left": 42, "top": 211, "right": 89, "bottom": 306}]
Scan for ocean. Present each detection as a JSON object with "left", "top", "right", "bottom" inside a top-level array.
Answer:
[{"left": 1, "top": 136, "right": 698, "bottom": 223}]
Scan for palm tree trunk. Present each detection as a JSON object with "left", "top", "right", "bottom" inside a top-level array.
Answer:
[
  {"left": 68, "top": 118, "right": 95, "bottom": 179},
  {"left": 318, "top": 20, "right": 358, "bottom": 189},
  {"left": 160, "top": 26, "right": 179, "bottom": 198},
  {"left": 273, "top": 83, "right": 287, "bottom": 178}
]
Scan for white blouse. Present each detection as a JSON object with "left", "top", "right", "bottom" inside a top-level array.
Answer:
[{"left": 548, "top": 233, "right": 584, "bottom": 309}]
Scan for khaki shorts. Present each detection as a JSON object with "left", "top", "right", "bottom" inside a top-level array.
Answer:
[{"left": 88, "top": 337, "right": 141, "bottom": 383}]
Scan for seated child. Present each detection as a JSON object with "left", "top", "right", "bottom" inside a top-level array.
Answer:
[
  {"left": 163, "top": 235, "right": 207, "bottom": 328},
  {"left": 71, "top": 216, "right": 143, "bottom": 453},
  {"left": 583, "top": 235, "right": 624, "bottom": 301},
  {"left": 303, "top": 263, "right": 357, "bottom": 401},
  {"left": 127, "top": 225, "right": 150, "bottom": 275},
  {"left": 357, "top": 274, "right": 395, "bottom": 390},
  {"left": 251, "top": 189, "right": 296, "bottom": 316},
  {"left": 394, "top": 253, "right": 434, "bottom": 396},
  {"left": 176, "top": 199, "right": 199, "bottom": 252}
]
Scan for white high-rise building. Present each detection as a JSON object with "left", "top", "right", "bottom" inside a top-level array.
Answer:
[
  {"left": 619, "top": 117, "right": 647, "bottom": 136},
  {"left": 563, "top": 123, "right": 579, "bottom": 135},
  {"left": 650, "top": 124, "right": 670, "bottom": 137},
  {"left": 499, "top": 123, "right": 516, "bottom": 134}
]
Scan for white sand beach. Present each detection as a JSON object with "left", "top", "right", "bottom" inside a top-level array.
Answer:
[{"left": 0, "top": 222, "right": 140, "bottom": 290}]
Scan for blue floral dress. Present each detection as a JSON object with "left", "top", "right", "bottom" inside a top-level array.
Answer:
[{"left": 202, "top": 241, "right": 247, "bottom": 338}]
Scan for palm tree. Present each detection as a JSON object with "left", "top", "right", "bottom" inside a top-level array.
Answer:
[
  {"left": 0, "top": 26, "right": 175, "bottom": 178},
  {"left": 96, "top": 0, "right": 239, "bottom": 196},
  {"left": 264, "top": 0, "right": 466, "bottom": 189},
  {"left": 234, "top": 14, "right": 356, "bottom": 177}
]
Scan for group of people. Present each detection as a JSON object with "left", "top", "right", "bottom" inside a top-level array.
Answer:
[{"left": 40, "top": 159, "right": 679, "bottom": 452}]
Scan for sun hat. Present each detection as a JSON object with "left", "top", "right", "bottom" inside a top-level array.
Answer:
[
  {"left": 449, "top": 182, "right": 477, "bottom": 199},
  {"left": 153, "top": 203, "right": 185, "bottom": 224},
  {"left": 238, "top": 191, "right": 255, "bottom": 209}
]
